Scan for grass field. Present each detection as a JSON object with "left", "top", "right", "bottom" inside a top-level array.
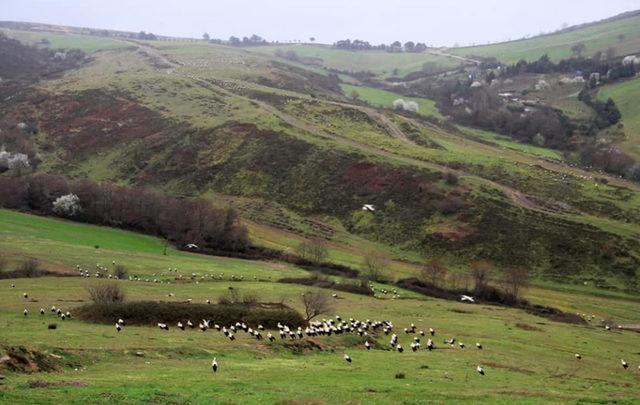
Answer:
[
  {"left": 248, "top": 44, "right": 461, "bottom": 77},
  {"left": 1, "top": 210, "right": 640, "bottom": 403},
  {"left": 598, "top": 77, "right": 640, "bottom": 159},
  {"left": 340, "top": 84, "right": 443, "bottom": 119},
  {"left": 1, "top": 29, "right": 130, "bottom": 53},
  {"left": 450, "top": 12, "right": 640, "bottom": 63}
]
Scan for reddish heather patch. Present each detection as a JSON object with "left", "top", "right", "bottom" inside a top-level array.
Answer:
[
  {"left": 340, "top": 162, "right": 418, "bottom": 194},
  {"left": 37, "top": 91, "right": 165, "bottom": 157}
]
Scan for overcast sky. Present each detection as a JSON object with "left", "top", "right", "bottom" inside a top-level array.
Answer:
[{"left": 2, "top": 0, "right": 639, "bottom": 46}]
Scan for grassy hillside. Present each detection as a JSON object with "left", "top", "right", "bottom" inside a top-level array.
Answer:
[
  {"left": 0, "top": 28, "right": 130, "bottom": 53},
  {"left": 1, "top": 28, "right": 639, "bottom": 285},
  {"left": 1, "top": 210, "right": 640, "bottom": 403},
  {"left": 450, "top": 12, "right": 640, "bottom": 63},
  {"left": 0, "top": 210, "right": 306, "bottom": 280},
  {"left": 340, "top": 84, "right": 443, "bottom": 118},
  {"left": 248, "top": 44, "right": 461, "bottom": 77},
  {"left": 598, "top": 77, "right": 640, "bottom": 159}
]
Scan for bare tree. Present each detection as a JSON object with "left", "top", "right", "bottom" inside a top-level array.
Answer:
[
  {"left": 420, "top": 258, "right": 446, "bottom": 287},
  {"left": 471, "top": 260, "right": 494, "bottom": 294},
  {"left": 301, "top": 290, "right": 333, "bottom": 321},
  {"left": 295, "top": 238, "right": 328, "bottom": 265},
  {"left": 361, "top": 250, "right": 390, "bottom": 282},
  {"left": 501, "top": 267, "right": 530, "bottom": 300}
]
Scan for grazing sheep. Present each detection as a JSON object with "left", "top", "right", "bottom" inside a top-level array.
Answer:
[
  {"left": 211, "top": 358, "right": 218, "bottom": 372},
  {"left": 621, "top": 359, "right": 628, "bottom": 369},
  {"left": 23, "top": 308, "right": 28, "bottom": 317},
  {"left": 115, "top": 323, "right": 122, "bottom": 332},
  {"left": 477, "top": 365, "right": 485, "bottom": 375},
  {"left": 476, "top": 342, "right": 482, "bottom": 350},
  {"left": 344, "top": 353, "right": 352, "bottom": 363},
  {"left": 575, "top": 353, "right": 581, "bottom": 359}
]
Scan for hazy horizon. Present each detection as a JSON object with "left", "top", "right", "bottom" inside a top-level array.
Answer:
[{"left": 2, "top": 0, "right": 639, "bottom": 47}]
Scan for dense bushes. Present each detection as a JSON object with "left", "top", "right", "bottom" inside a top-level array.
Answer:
[
  {"left": 0, "top": 258, "right": 63, "bottom": 279},
  {"left": 74, "top": 301, "right": 305, "bottom": 328},
  {"left": 0, "top": 174, "right": 249, "bottom": 252},
  {"left": 578, "top": 90, "right": 621, "bottom": 128}
]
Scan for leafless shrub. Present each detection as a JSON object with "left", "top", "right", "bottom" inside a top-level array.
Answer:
[
  {"left": 361, "top": 250, "right": 390, "bottom": 282},
  {"left": 420, "top": 258, "right": 447, "bottom": 287},
  {"left": 471, "top": 260, "right": 494, "bottom": 294},
  {"left": 87, "top": 283, "right": 125, "bottom": 304},
  {"left": 16, "top": 258, "right": 40, "bottom": 277},
  {"left": 218, "top": 289, "right": 259, "bottom": 306},
  {"left": 301, "top": 290, "right": 333, "bottom": 321},
  {"left": 113, "top": 264, "right": 128, "bottom": 279},
  {"left": 295, "top": 238, "right": 328, "bottom": 265},
  {"left": 501, "top": 267, "right": 530, "bottom": 300}
]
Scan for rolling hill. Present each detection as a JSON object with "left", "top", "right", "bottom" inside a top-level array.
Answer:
[
  {"left": 0, "top": 12, "right": 640, "bottom": 403},
  {"left": 450, "top": 10, "right": 640, "bottom": 63},
  {"left": 1, "top": 209, "right": 640, "bottom": 403},
  {"left": 1, "top": 20, "right": 640, "bottom": 285}
]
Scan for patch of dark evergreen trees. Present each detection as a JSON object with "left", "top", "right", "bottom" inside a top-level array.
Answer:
[{"left": 502, "top": 53, "right": 636, "bottom": 82}]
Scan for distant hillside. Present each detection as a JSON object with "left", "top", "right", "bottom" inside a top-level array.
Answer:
[
  {"left": 0, "top": 22, "right": 639, "bottom": 288},
  {"left": 449, "top": 10, "right": 640, "bottom": 63}
]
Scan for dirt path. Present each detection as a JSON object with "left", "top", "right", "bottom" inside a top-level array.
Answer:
[{"left": 427, "top": 49, "right": 481, "bottom": 65}]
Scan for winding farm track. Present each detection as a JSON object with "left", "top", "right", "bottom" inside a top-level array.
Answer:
[
  {"left": 427, "top": 49, "right": 482, "bottom": 65},
  {"left": 131, "top": 42, "right": 640, "bottom": 219}
]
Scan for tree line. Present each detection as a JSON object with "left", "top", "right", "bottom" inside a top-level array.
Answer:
[
  {"left": 334, "top": 39, "right": 428, "bottom": 53},
  {"left": 0, "top": 174, "right": 249, "bottom": 252}
]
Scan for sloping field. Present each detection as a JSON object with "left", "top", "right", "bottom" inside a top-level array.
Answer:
[
  {"left": 248, "top": 44, "right": 461, "bottom": 77},
  {"left": 0, "top": 28, "right": 130, "bottom": 53},
  {"left": 0, "top": 210, "right": 639, "bottom": 403},
  {"left": 450, "top": 12, "right": 640, "bottom": 63},
  {"left": 598, "top": 77, "right": 640, "bottom": 159}
]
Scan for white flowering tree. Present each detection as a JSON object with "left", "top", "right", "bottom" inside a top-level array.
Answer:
[
  {"left": 52, "top": 194, "right": 81, "bottom": 217},
  {"left": 392, "top": 99, "right": 419, "bottom": 113},
  {"left": 0, "top": 148, "right": 30, "bottom": 173}
]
